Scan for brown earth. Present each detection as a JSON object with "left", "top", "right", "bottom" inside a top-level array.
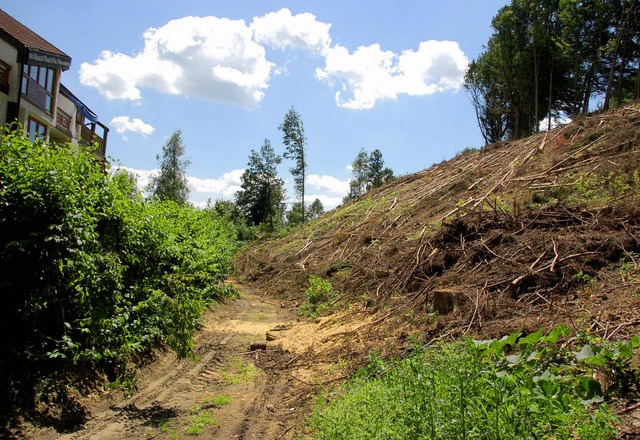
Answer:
[{"left": 20, "top": 281, "right": 366, "bottom": 440}]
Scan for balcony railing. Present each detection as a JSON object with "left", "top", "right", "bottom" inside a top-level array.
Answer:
[
  {"left": 56, "top": 108, "right": 72, "bottom": 134},
  {"left": 80, "top": 124, "right": 106, "bottom": 157}
]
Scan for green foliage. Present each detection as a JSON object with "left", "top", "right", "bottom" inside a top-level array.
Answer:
[
  {"left": 344, "top": 148, "right": 394, "bottom": 202},
  {"left": 235, "top": 139, "right": 286, "bottom": 232},
  {"left": 310, "top": 327, "right": 629, "bottom": 439},
  {"left": 466, "top": 0, "right": 640, "bottom": 142},
  {"left": 300, "top": 276, "right": 338, "bottom": 319},
  {"left": 0, "top": 129, "right": 237, "bottom": 414},
  {"left": 149, "top": 129, "right": 190, "bottom": 204}
]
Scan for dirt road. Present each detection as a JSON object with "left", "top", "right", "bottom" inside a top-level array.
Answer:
[{"left": 48, "top": 282, "right": 311, "bottom": 440}]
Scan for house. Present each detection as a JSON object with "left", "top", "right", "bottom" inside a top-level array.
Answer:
[{"left": 0, "top": 9, "right": 108, "bottom": 163}]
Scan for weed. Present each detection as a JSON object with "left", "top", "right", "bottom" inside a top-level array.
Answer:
[
  {"left": 299, "top": 276, "right": 338, "bottom": 319},
  {"left": 184, "top": 411, "right": 218, "bottom": 435},
  {"left": 221, "top": 357, "right": 257, "bottom": 384},
  {"left": 202, "top": 394, "right": 231, "bottom": 407},
  {"left": 310, "top": 327, "right": 630, "bottom": 439}
]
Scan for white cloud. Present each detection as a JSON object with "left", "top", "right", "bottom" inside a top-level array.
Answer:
[
  {"left": 188, "top": 169, "right": 244, "bottom": 198},
  {"left": 539, "top": 113, "right": 572, "bottom": 132},
  {"left": 307, "top": 194, "right": 344, "bottom": 210},
  {"left": 80, "top": 16, "right": 273, "bottom": 108},
  {"left": 80, "top": 10, "right": 468, "bottom": 110},
  {"left": 251, "top": 8, "right": 332, "bottom": 55},
  {"left": 307, "top": 174, "right": 349, "bottom": 195},
  {"left": 110, "top": 116, "right": 155, "bottom": 136},
  {"left": 113, "top": 166, "right": 244, "bottom": 201},
  {"left": 315, "top": 40, "right": 468, "bottom": 109}
]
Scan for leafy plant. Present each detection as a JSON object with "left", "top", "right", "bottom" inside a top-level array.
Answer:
[
  {"left": 310, "top": 327, "right": 629, "bottom": 439},
  {"left": 299, "top": 276, "right": 338, "bottom": 319},
  {"left": 0, "top": 129, "right": 238, "bottom": 421}
]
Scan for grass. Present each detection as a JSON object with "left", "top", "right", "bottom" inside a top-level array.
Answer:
[
  {"left": 309, "top": 328, "right": 636, "bottom": 439},
  {"left": 221, "top": 356, "right": 257, "bottom": 384},
  {"left": 184, "top": 411, "right": 219, "bottom": 435}
]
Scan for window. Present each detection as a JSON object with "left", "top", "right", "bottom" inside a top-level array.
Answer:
[
  {"left": 21, "top": 64, "right": 56, "bottom": 113},
  {"left": 27, "top": 117, "right": 47, "bottom": 143},
  {"left": 0, "top": 59, "right": 10, "bottom": 94}
]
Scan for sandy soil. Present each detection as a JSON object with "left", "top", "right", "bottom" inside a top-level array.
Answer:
[{"left": 32, "top": 282, "right": 323, "bottom": 440}]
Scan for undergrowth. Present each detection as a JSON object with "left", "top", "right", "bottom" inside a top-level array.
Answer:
[{"left": 310, "top": 327, "right": 639, "bottom": 439}]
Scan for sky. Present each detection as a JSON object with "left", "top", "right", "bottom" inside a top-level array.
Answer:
[{"left": 3, "top": 0, "right": 509, "bottom": 209}]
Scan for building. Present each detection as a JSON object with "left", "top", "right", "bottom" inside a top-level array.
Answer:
[{"left": 0, "top": 9, "right": 108, "bottom": 163}]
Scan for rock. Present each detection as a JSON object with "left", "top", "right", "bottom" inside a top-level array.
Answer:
[
  {"left": 266, "top": 332, "right": 277, "bottom": 341},
  {"left": 250, "top": 342, "right": 267, "bottom": 351}
]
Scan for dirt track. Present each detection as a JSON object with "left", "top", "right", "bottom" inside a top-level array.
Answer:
[{"left": 45, "top": 283, "right": 307, "bottom": 439}]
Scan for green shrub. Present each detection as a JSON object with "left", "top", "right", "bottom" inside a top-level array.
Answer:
[
  {"left": 310, "top": 327, "right": 627, "bottom": 439},
  {"left": 300, "top": 276, "right": 338, "bottom": 318},
  {"left": 0, "top": 129, "right": 237, "bottom": 416}
]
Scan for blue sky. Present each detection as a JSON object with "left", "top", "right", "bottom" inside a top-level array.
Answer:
[{"left": 4, "top": 1, "right": 508, "bottom": 209}]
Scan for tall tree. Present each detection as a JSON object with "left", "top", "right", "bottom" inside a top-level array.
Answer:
[
  {"left": 149, "top": 129, "right": 190, "bottom": 204},
  {"left": 235, "top": 139, "right": 285, "bottom": 231},
  {"left": 279, "top": 107, "right": 307, "bottom": 222}
]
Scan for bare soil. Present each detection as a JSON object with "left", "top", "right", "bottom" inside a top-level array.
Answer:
[{"left": 23, "top": 281, "right": 353, "bottom": 440}]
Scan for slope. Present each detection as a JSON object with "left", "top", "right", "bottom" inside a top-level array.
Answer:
[{"left": 236, "top": 104, "right": 640, "bottom": 431}]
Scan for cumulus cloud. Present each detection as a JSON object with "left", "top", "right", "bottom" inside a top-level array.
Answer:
[
  {"left": 80, "top": 16, "right": 273, "bottom": 108},
  {"left": 307, "top": 194, "right": 344, "bottom": 210},
  {"left": 307, "top": 174, "right": 349, "bottom": 195},
  {"left": 80, "top": 9, "right": 468, "bottom": 110},
  {"left": 315, "top": 40, "right": 469, "bottom": 109},
  {"left": 110, "top": 116, "right": 155, "bottom": 136},
  {"left": 188, "top": 169, "right": 244, "bottom": 198},
  {"left": 250, "top": 9, "right": 331, "bottom": 55},
  {"left": 114, "top": 166, "right": 244, "bottom": 200}
]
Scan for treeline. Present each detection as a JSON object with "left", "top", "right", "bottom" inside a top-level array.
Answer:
[
  {"left": 231, "top": 107, "right": 394, "bottom": 233},
  {"left": 465, "top": 0, "right": 640, "bottom": 144},
  {"left": 0, "top": 129, "right": 238, "bottom": 423}
]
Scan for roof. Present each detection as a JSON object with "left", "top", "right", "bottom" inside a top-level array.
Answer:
[{"left": 0, "top": 9, "right": 71, "bottom": 70}]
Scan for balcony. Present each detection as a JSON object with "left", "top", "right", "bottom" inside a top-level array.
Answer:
[
  {"left": 55, "top": 108, "right": 72, "bottom": 134},
  {"left": 80, "top": 123, "right": 107, "bottom": 159}
]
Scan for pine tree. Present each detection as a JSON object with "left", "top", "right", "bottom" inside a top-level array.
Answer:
[
  {"left": 235, "top": 139, "right": 285, "bottom": 231},
  {"left": 149, "top": 129, "right": 190, "bottom": 204},
  {"left": 279, "top": 107, "right": 307, "bottom": 222}
]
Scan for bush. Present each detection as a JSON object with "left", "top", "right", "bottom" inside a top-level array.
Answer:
[
  {"left": 0, "top": 129, "right": 237, "bottom": 418},
  {"left": 300, "top": 276, "right": 337, "bottom": 318}
]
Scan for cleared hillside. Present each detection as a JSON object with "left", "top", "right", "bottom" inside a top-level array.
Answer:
[{"left": 238, "top": 103, "right": 640, "bottom": 347}]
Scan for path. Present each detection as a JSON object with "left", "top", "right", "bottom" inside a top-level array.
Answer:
[{"left": 50, "top": 282, "right": 307, "bottom": 439}]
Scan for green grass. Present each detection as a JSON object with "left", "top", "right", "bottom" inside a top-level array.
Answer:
[
  {"left": 184, "top": 411, "right": 219, "bottom": 435},
  {"left": 221, "top": 356, "right": 257, "bottom": 384},
  {"left": 309, "top": 328, "right": 636, "bottom": 439}
]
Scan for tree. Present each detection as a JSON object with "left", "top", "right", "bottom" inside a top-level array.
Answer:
[
  {"left": 368, "top": 149, "right": 394, "bottom": 189},
  {"left": 308, "top": 198, "right": 325, "bottom": 219},
  {"left": 344, "top": 148, "right": 394, "bottom": 203},
  {"left": 149, "top": 130, "right": 190, "bottom": 204},
  {"left": 279, "top": 107, "right": 307, "bottom": 222},
  {"left": 235, "top": 139, "right": 285, "bottom": 231}
]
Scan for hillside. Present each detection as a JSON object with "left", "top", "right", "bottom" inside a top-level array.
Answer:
[{"left": 237, "top": 103, "right": 640, "bottom": 431}]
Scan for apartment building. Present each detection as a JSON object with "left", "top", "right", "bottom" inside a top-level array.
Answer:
[{"left": 0, "top": 9, "right": 108, "bottom": 163}]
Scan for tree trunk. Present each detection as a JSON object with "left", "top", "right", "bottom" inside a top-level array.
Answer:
[{"left": 604, "top": 1, "right": 635, "bottom": 110}]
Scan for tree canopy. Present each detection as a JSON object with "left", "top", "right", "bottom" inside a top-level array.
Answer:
[
  {"left": 279, "top": 107, "right": 307, "bottom": 221},
  {"left": 235, "top": 139, "right": 286, "bottom": 231},
  {"left": 465, "top": 0, "right": 640, "bottom": 144},
  {"left": 344, "top": 148, "right": 394, "bottom": 202}
]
